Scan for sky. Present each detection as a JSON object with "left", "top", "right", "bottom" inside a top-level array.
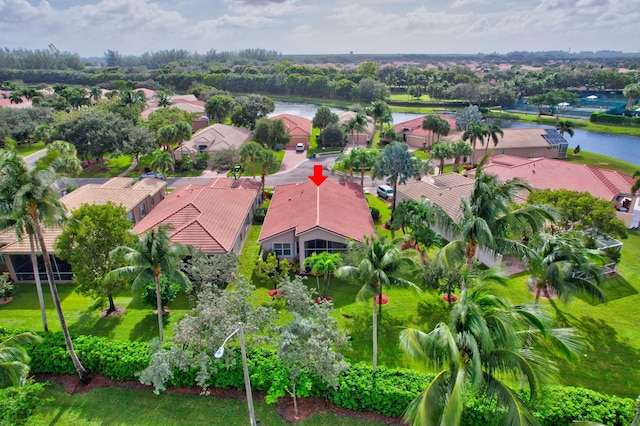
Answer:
[{"left": 1, "top": 0, "right": 639, "bottom": 58}]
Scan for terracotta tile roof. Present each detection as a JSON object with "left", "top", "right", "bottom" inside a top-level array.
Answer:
[
  {"left": 271, "top": 114, "right": 312, "bottom": 137},
  {"left": 259, "top": 180, "right": 376, "bottom": 242},
  {"left": 338, "top": 111, "right": 376, "bottom": 135},
  {"left": 61, "top": 178, "right": 166, "bottom": 212},
  {"left": 394, "top": 114, "right": 457, "bottom": 139},
  {"left": 491, "top": 128, "right": 552, "bottom": 149},
  {"left": 134, "top": 178, "right": 259, "bottom": 253},
  {"left": 396, "top": 174, "right": 475, "bottom": 220},
  {"left": 479, "top": 155, "right": 637, "bottom": 201},
  {"left": 0, "top": 226, "right": 63, "bottom": 254},
  {"left": 178, "top": 124, "right": 252, "bottom": 155}
]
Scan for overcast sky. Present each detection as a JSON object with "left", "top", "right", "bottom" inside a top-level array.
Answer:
[{"left": 1, "top": 0, "right": 638, "bottom": 58}]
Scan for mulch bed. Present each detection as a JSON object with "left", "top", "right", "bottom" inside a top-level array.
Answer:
[{"left": 35, "top": 374, "right": 405, "bottom": 425}]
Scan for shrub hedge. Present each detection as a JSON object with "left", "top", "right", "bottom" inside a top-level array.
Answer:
[
  {"left": 590, "top": 112, "right": 640, "bottom": 126},
  {"left": 1, "top": 328, "right": 635, "bottom": 424}
]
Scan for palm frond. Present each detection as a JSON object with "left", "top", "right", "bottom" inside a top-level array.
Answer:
[
  {"left": 402, "top": 370, "right": 449, "bottom": 426},
  {"left": 484, "top": 373, "right": 541, "bottom": 426}
]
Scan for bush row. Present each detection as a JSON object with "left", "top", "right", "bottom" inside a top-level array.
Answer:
[
  {"left": 2, "top": 328, "right": 635, "bottom": 424},
  {"left": 590, "top": 112, "right": 640, "bottom": 126}
]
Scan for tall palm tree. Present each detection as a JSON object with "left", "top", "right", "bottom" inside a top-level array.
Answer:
[
  {"left": 105, "top": 227, "right": 192, "bottom": 342},
  {"left": 0, "top": 151, "right": 89, "bottom": 383},
  {"left": 150, "top": 149, "right": 174, "bottom": 178},
  {"left": 462, "top": 123, "right": 487, "bottom": 163},
  {"left": 257, "top": 149, "right": 278, "bottom": 199},
  {"left": 525, "top": 232, "right": 605, "bottom": 305},
  {"left": 421, "top": 114, "right": 440, "bottom": 150},
  {"left": 89, "top": 87, "right": 102, "bottom": 104},
  {"left": 483, "top": 123, "right": 504, "bottom": 155},
  {"left": 156, "top": 121, "right": 192, "bottom": 162},
  {"left": 434, "top": 165, "right": 556, "bottom": 300},
  {"left": 367, "top": 100, "right": 390, "bottom": 145},
  {"left": 336, "top": 237, "right": 419, "bottom": 372},
  {"left": 239, "top": 141, "right": 265, "bottom": 179},
  {"left": 8, "top": 91, "right": 23, "bottom": 104},
  {"left": 555, "top": 120, "right": 575, "bottom": 139},
  {"left": 155, "top": 90, "right": 173, "bottom": 108},
  {"left": 304, "top": 251, "right": 342, "bottom": 299},
  {"left": 344, "top": 112, "right": 370, "bottom": 146},
  {"left": 0, "top": 332, "right": 42, "bottom": 388},
  {"left": 334, "top": 151, "right": 356, "bottom": 182},
  {"left": 400, "top": 286, "right": 584, "bottom": 426}
]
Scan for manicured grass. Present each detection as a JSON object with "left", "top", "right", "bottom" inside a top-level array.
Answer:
[
  {"left": 79, "top": 155, "right": 133, "bottom": 178},
  {"left": 238, "top": 225, "right": 263, "bottom": 281},
  {"left": 561, "top": 148, "right": 639, "bottom": 176},
  {"left": 16, "top": 141, "right": 45, "bottom": 156},
  {"left": 0, "top": 284, "right": 191, "bottom": 342},
  {"left": 31, "top": 384, "right": 385, "bottom": 426},
  {"left": 237, "top": 149, "right": 285, "bottom": 177},
  {"left": 365, "top": 193, "right": 401, "bottom": 240}
]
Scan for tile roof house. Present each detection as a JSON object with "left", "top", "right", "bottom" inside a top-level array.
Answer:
[
  {"left": 395, "top": 173, "right": 518, "bottom": 267},
  {"left": 394, "top": 115, "right": 457, "bottom": 149},
  {"left": 259, "top": 180, "right": 376, "bottom": 268},
  {"left": 0, "top": 178, "right": 166, "bottom": 283},
  {"left": 140, "top": 91, "right": 209, "bottom": 132},
  {"left": 471, "top": 128, "right": 569, "bottom": 163},
  {"left": 470, "top": 155, "right": 640, "bottom": 228},
  {"left": 134, "top": 178, "right": 261, "bottom": 254},
  {"left": 338, "top": 111, "right": 375, "bottom": 145},
  {"left": 270, "top": 114, "right": 312, "bottom": 148},
  {"left": 175, "top": 124, "right": 252, "bottom": 166}
]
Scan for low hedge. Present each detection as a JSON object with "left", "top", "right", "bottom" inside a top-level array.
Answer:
[
  {"left": 590, "top": 112, "right": 640, "bottom": 126},
  {"left": 2, "top": 328, "right": 636, "bottom": 424}
]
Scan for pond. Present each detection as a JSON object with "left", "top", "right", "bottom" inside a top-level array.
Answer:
[{"left": 272, "top": 101, "right": 640, "bottom": 166}]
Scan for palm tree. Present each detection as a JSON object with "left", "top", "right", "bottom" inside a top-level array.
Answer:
[
  {"left": 105, "top": 226, "right": 192, "bottom": 342},
  {"left": 150, "top": 149, "right": 174, "bottom": 177},
  {"left": 336, "top": 237, "right": 419, "bottom": 372},
  {"left": 400, "top": 286, "right": 584, "bottom": 426},
  {"left": 351, "top": 147, "right": 380, "bottom": 189},
  {"left": 483, "top": 124, "right": 504, "bottom": 156},
  {"left": 0, "top": 332, "right": 42, "bottom": 388},
  {"left": 431, "top": 142, "right": 454, "bottom": 174},
  {"left": 257, "top": 149, "right": 278, "bottom": 199},
  {"left": 156, "top": 121, "right": 192, "bottom": 161},
  {"left": 462, "top": 123, "right": 487, "bottom": 164},
  {"left": 8, "top": 91, "right": 23, "bottom": 104},
  {"left": 334, "top": 151, "right": 356, "bottom": 183},
  {"left": 421, "top": 114, "right": 439, "bottom": 149},
  {"left": 623, "top": 83, "right": 640, "bottom": 109},
  {"left": 451, "top": 140, "right": 473, "bottom": 173},
  {"left": 239, "top": 141, "right": 265, "bottom": 179},
  {"left": 367, "top": 100, "right": 390, "bottom": 144},
  {"left": 304, "top": 252, "right": 342, "bottom": 299},
  {"left": 0, "top": 151, "right": 89, "bottom": 383},
  {"left": 89, "top": 87, "right": 102, "bottom": 104},
  {"left": 525, "top": 232, "right": 605, "bottom": 305},
  {"left": 555, "top": 120, "right": 575, "bottom": 138},
  {"left": 343, "top": 112, "right": 370, "bottom": 146},
  {"left": 434, "top": 165, "right": 556, "bottom": 301},
  {"left": 154, "top": 91, "right": 173, "bottom": 108}
]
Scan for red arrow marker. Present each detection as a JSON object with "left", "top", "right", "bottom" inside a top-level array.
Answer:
[{"left": 308, "top": 164, "right": 328, "bottom": 186}]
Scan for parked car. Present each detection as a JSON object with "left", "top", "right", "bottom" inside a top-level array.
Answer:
[
  {"left": 377, "top": 185, "right": 394, "bottom": 199},
  {"left": 139, "top": 172, "right": 164, "bottom": 180},
  {"left": 296, "top": 143, "right": 305, "bottom": 152}
]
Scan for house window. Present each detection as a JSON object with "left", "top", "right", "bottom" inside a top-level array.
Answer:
[
  {"left": 498, "top": 149, "right": 505, "bottom": 155},
  {"left": 273, "top": 243, "right": 292, "bottom": 257},
  {"left": 140, "top": 204, "right": 146, "bottom": 218},
  {"left": 304, "top": 239, "right": 346, "bottom": 258},
  {"left": 198, "top": 145, "right": 207, "bottom": 154},
  {"left": 127, "top": 211, "right": 135, "bottom": 224},
  {"left": 151, "top": 197, "right": 155, "bottom": 206}
]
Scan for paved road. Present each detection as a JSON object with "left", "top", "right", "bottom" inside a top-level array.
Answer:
[{"left": 23, "top": 148, "right": 47, "bottom": 169}]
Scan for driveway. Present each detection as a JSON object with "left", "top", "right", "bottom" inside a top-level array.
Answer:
[{"left": 279, "top": 148, "right": 310, "bottom": 172}]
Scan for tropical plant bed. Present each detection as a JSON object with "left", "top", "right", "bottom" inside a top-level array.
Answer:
[{"left": 35, "top": 374, "right": 403, "bottom": 425}]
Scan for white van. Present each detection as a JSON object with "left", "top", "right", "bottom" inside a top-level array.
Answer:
[{"left": 377, "top": 185, "right": 394, "bottom": 199}]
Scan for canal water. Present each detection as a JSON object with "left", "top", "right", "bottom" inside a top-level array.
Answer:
[{"left": 271, "top": 101, "right": 640, "bottom": 166}]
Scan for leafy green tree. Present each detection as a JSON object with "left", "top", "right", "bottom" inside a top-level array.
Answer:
[
  {"left": 205, "top": 94, "right": 234, "bottom": 123},
  {"left": 527, "top": 189, "right": 628, "bottom": 239},
  {"left": 303, "top": 252, "right": 342, "bottom": 299},
  {"left": 269, "top": 277, "right": 349, "bottom": 417},
  {"left": 230, "top": 94, "right": 275, "bottom": 129},
  {"left": 34, "top": 141, "right": 82, "bottom": 174},
  {"left": 407, "top": 85, "right": 424, "bottom": 99},
  {"left": 421, "top": 114, "right": 440, "bottom": 149},
  {"left": 143, "top": 107, "right": 199, "bottom": 134},
  {"left": 358, "top": 62, "right": 379, "bottom": 79},
  {"left": 312, "top": 106, "right": 339, "bottom": 130},
  {"left": 178, "top": 251, "right": 238, "bottom": 295},
  {"left": 118, "top": 89, "right": 147, "bottom": 123},
  {"left": 622, "top": 83, "right": 640, "bottom": 109},
  {"left": 154, "top": 90, "right": 173, "bottom": 108},
  {"left": 555, "top": 120, "right": 575, "bottom": 138},
  {"left": 391, "top": 199, "right": 441, "bottom": 254},
  {"left": 632, "top": 170, "right": 640, "bottom": 195},
  {"left": 455, "top": 105, "right": 483, "bottom": 132},
  {"left": 525, "top": 232, "right": 605, "bottom": 305},
  {"left": 89, "top": 87, "right": 102, "bottom": 103},
  {"left": 431, "top": 142, "right": 454, "bottom": 174},
  {"left": 138, "top": 278, "right": 276, "bottom": 393},
  {"left": 55, "top": 203, "right": 136, "bottom": 314},
  {"left": 239, "top": 141, "right": 264, "bottom": 179},
  {"left": 356, "top": 79, "right": 389, "bottom": 104},
  {"left": 156, "top": 121, "right": 192, "bottom": 161},
  {"left": 0, "top": 333, "right": 42, "bottom": 388},
  {"left": 372, "top": 142, "right": 421, "bottom": 214},
  {"left": 0, "top": 149, "right": 89, "bottom": 382},
  {"left": 121, "top": 126, "right": 156, "bottom": 163},
  {"left": 351, "top": 147, "right": 380, "bottom": 189},
  {"left": 400, "top": 286, "right": 584, "bottom": 426},
  {"left": 320, "top": 122, "right": 346, "bottom": 148},
  {"left": 105, "top": 226, "right": 193, "bottom": 342},
  {"left": 336, "top": 237, "right": 419, "bottom": 372}
]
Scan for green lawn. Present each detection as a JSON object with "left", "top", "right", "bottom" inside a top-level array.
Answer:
[
  {"left": 561, "top": 148, "right": 639, "bottom": 176},
  {"left": 16, "top": 141, "right": 45, "bottom": 156},
  {"left": 29, "top": 384, "right": 385, "bottom": 426},
  {"left": 79, "top": 155, "right": 133, "bottom": 178},
  {"left": 236, "top": 149, "right": 285, "bottom": 177}
]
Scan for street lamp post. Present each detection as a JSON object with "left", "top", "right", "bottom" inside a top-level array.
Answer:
[{"left": 215, "top": 322, "right": 257, "bottom": 426}]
